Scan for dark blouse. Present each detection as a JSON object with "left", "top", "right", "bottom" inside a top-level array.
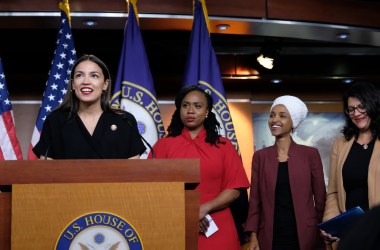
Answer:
[
  {"left": 273, "top": 161, "right": 300, "bottom": 250},
  {"left": 32, "top": 110, "right": 146, "bottom": 159},
  {"left": 342, "top": 139, "right": 375, "bottom": 211}
]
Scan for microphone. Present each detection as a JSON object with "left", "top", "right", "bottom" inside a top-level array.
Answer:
[
  {"left": 125, "top": 117, "right": 156, "bottom": 159},
  {"left": 44, "top": 146, "right": 50, "bottom": 160}
]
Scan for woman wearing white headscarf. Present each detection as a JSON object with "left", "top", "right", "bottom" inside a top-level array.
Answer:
[{"left": 244, "top": 95, "right": 326, "bottom": 250}]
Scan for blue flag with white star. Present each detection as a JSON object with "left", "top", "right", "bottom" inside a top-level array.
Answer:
[{"left": 28, "top": 7, "right": 76, "bottom": 159}]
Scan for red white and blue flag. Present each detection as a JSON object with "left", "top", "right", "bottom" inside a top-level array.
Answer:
[
  {"left": 0, "top": 58, "right": 23, "bottom": 160},
  {"left": 183, "top": 0, "right": 240, "bottom": 152},
  {"left": 28, "top": 2, "right": 76, "bottom": 159},
  {"left": 111, "top": 0, "right": 165, "bottom": 159}
]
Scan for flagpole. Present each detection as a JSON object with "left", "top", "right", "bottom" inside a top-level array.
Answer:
[
  {"left": 199, "top": 0, "right": 210, "bottom": 34},
  {"left": 129, "top": 0, "right": 140, "bottom": 26},
  {"left": 59, "top": 0, "right": 72, "bottom": 25}
]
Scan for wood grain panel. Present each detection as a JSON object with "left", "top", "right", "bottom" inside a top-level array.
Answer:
[
  {"left": 0, "top": 159, "right": 200, "bottom": 249},
  {"left": 0, "top": 0, "right": 264, "bottom": 18},
  {"left": 269, "top": 0, "right": 380, "bottom": 28},
  {"left": 1, "top": 0, "right": 380, "bottom": 28},
  {"left": 0, "top": 192, "right": 11, "bottom": 250},
  {"left": 185, "top": 191, "right": 200, "bottom": 250},
  {"left": 12, "top": 183, "right": 185, "bottom": 249},
  {"left": 0, "top": 159, "right": 199, "bottom": 185}
]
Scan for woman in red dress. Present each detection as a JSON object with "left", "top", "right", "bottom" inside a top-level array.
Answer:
[{"left": 148, "top": 85, "right": 250, "bottom": 249}]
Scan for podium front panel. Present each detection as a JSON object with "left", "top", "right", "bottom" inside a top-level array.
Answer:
[{"left": 12, "top": 182, "right": 185, "bottom": 250}]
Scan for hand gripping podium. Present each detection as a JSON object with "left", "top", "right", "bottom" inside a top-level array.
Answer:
[{"left": 0, "top": 159, "right": 200, "bottom": 250}]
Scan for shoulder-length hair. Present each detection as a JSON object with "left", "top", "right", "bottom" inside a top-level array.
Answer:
[
  {"left": 55, "top": 54, "right": 113, "bottom": 117},
  {"left": 167, "top": 85, "right": 224, "bottom": 146},
  {"left": 342, "top": 82, "right": 380, "bottom": 140}
]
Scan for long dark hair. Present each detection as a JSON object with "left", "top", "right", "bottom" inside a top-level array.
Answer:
[
  {"left": 167, "top": 85, "right": 224, "bottom": 146},
  {"left": 56, "top": 54, "right": 113, "bottom": 116},
  {"left": 342, "top": 82, "right": 380, "bottom": 140}
]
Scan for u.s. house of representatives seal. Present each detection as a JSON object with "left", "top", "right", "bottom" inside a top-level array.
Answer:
[{"left": 55, "top": 212, "right": 143, "bottom": 250}]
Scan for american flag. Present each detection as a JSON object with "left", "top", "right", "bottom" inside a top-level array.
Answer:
[
  {"left": 0, "top": 57, "right": 23, "bottom": 160},
  {"left": 28, "top": 7, "right": 76, "bottom": 159}
]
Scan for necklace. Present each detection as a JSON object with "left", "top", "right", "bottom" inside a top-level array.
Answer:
[
  {"left": 356, "top": 140, "right": 369, "bottom": 149},
  {"left": 357, "top": 140, "right": 370, "bottom": 149},
  {"left": 357, "top": 134, "right": 372, "bottom": 150}
]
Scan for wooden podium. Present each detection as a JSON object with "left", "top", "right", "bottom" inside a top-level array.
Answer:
[{"left": 0, "top": 159, "right": 200, "bottom": 250}]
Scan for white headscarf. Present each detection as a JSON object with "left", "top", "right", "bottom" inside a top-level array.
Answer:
[{"left": 271, "top": 95, "right": 308, "bottom": 130}]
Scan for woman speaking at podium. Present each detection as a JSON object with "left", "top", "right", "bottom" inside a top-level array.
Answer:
[
  {"left": 148, "top": 85, "right": 250, "bottom": 250},
  {"left": 32, "top": 54, "right": 146, "bottom": 159}
]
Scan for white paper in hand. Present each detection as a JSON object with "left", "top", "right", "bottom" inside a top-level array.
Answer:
[{"left": 204, "top": 214, "right": 219, "bottom": 237}]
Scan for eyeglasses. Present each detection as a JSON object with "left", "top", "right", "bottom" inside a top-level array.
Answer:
[{"left": 345, "top": 104, "right": 366, "bottom": 115}]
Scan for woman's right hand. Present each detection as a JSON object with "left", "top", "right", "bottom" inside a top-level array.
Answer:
[
  {"left": 198, "top": 216, "right": 210, "bottom": 234},
  {"left": 320, "top": 230, "right": 339, "bottom": 246},
  {"left": 246, "top": 232, "right": 260, "bottom": 250}
]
